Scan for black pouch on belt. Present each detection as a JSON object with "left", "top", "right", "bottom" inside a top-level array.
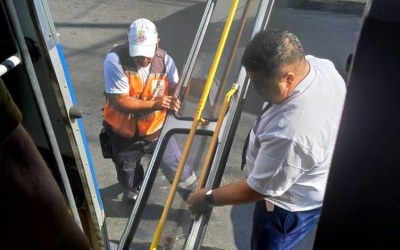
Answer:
[{"left": 99, "top": 125, "right": 113, "bottom": 159}]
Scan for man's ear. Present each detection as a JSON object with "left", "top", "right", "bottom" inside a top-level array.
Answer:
[{"left": 286, "top": 72, "right": 295, "bottom": 85}]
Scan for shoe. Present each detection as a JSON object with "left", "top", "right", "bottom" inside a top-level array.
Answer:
[
  {"left": 178, "top": 172, "right": 198, "bottom": 192},
  {"left": 126, "top": 190, "right": 138, "bottom": 200},
  {"left": 176, "top": 172, "right": 198, "bottom": 201},
  {"left": 123, "top": 185, "right": 141, "bottom": 204}
]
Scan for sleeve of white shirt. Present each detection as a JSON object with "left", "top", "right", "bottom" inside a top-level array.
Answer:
[
  {"left": 103, "top": 52, "right": 130, "bottom": 94},
  {"left": 247, "top": 137, "right": 317, "bottom": 197},
  {"left": 164, "top": 54, "right": 179, "bottom": 88}
]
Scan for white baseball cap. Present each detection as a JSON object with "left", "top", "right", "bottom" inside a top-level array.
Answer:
[{"left": 128, "top": 18, "right": 158, "bottom": 58}]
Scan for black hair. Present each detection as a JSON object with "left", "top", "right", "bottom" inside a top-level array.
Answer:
[{"left": 241, "top": 29, "right": 305, "bottom": 79}]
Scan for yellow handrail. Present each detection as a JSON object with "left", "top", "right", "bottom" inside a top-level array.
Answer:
[
  {"left": 196, "top": 84, "right": 238, "bottom": 191},
  {"left": 149, "top": 0, "right": 240, "bottom": 249}
]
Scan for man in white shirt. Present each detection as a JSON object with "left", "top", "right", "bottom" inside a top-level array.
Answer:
[{"left": 188, "top": 29, "right": 346, "bottom": 249}]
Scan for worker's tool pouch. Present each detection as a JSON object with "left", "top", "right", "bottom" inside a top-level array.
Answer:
[{"left": 99, "top": 124, "right": 113, "bottom": 159}]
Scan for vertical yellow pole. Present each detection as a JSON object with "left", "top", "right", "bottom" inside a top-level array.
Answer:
[{"left": 196, "top": 84, "right": 238, "bottom": 190}]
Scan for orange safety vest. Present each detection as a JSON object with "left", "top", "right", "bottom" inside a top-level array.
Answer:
[{"left": 103, "top": 44, "right": 169, "bottom": 140}]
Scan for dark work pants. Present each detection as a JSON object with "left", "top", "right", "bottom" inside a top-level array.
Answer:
[
  {"left": 251, "top": 200, "right": 321, "bottom": 250},
  {"left": 114, "top": 161, "right": 144, "bottom": 190},
  {"left": 106, "top": 123, "right": 194, "bottom": 190},
  {"left": 110, "top": 132, "right": 155, "bottom": 190}
]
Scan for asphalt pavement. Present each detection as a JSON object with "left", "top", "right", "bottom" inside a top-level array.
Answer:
[{"left": 47, "top": 0, "right": 365, "bottom": 249}]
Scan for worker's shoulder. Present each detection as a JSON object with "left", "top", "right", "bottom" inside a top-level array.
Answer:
[{"left": 108, "top": 43, "right": 128, "bottom": 55}]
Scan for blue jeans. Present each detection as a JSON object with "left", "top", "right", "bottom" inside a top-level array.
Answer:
[{"left": 251, "top": 200, "right": 321, "bottom": 250}]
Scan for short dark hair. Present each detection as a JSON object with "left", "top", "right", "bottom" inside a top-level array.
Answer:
[{"left": 241, "top": 29, "right": 305, "bottom": 79}]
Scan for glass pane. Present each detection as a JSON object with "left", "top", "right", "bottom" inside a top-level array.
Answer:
[
  {"left": 179, "top": 0, "right": 262, "bottom": 120},
  {"left": 130, "top": 133, "right": 211, "bottom": 249}
]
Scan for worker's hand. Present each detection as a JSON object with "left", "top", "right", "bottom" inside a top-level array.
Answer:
[
  {"left": 187, "top": 188, "right": 212, "bottom": 220},
  {"left": 154, "top": 96, "right": 181, "bottom": 112}
]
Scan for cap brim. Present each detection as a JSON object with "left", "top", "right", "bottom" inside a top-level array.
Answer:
[{"left": 129, "top": 42, "right": 156, "bottom": 58}]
